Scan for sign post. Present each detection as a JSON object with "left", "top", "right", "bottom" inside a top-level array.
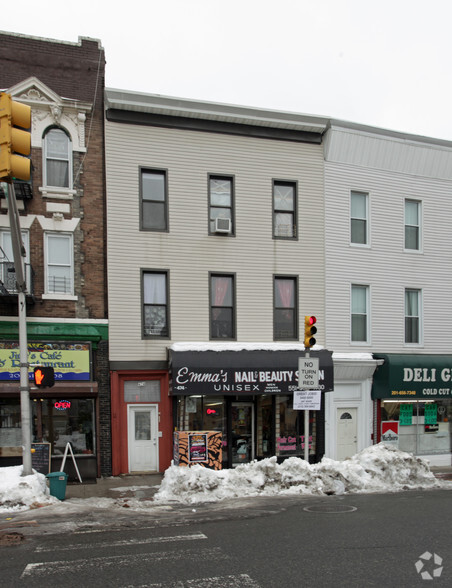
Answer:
[{"left": 298, "top": 356, "right": 320, "bottom": 462}]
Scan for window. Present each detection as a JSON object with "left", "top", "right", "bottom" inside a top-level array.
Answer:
[
  {"left": 0, "top": 230, "right": 30, "bottom": 293},
  {"left": 143, "top": 271, "right": 169, "bottom": 337},
  {"left": 405, "top": 288, "right": 421, "bottom": 344},
  {"left": 141, "top": 169, "right": 168, "bottom": 231},
  {"left": 405, "top": 199, "right": 421, "bottom": 250},
  {"left": 274, "top": 276, "right": 297, "bottom": 340},
  {"left": 44, "top": 128, "right": 72, "bottom": 188},
  {"left": 350, "top": 191, "right": 368, "bottom": 245},
  {"left": 210, "top": 274, "right": 235, "bottom": 339},
  {"left": 351, "top": 285, "right": 369, "bottom": 343},
  {"left": 209, "top": 176, "right": 234, "bottom": 235},
  {"left": 273, "top": 181, "right": 297, "bottom": 238},
  {"left": 45, "top": 233, "right": 73, "bottom": 295}
]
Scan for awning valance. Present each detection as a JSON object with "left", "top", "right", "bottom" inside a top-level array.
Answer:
[
  {"left": 372, "top": 354, "right": 452, "bottom": 399},
  {"left": 169, "top": 348, "right": 334, "bottom": 396}
]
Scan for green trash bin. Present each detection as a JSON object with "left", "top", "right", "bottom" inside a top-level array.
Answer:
[{"left": 46, "top": 471, "right": 68, "bottom": 500}]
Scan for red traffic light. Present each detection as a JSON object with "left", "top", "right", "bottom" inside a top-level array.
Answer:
[
  {"left": 33, "top": 366, "right": 55, "bottom": 388},
  {"left": 304, "top": 316, "right": 317, "bottom": 348},
  {"left": 307, "top": 316, "right": 316, "bottom": 326}
]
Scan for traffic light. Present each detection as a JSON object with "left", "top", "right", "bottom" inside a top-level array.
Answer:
[
  {"left": 0, "top": 92, "right": 31, "bottom": 181},
  {"left": 304, "top": 315, "right": 317, "bottom": 348},
  {"left": 33, "top": 366, "right": 55, "bottom": 388}
]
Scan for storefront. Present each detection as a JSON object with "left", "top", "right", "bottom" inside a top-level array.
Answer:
[
  {"left": 372, "top": 354, "right": 452, "bottom": 466},
  {"left": 0, "top": 341, "right": 101, "bottom": 479},
  {"left": 170, "top": 346, "right": 334, "bottom": 467}
]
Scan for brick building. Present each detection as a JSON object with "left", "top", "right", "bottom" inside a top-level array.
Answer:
[{"left": 0, "top": 31, "right": 110, "bottom": 479}]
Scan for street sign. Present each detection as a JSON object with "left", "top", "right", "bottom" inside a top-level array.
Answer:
[
  {"left": 294, "top": 389, "right": 321, "bottom": 410},
  {"left": 298, "top": 357, "right": 319, "bottom": 389}
]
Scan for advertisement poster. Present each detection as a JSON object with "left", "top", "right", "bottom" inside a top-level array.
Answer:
[
  {"left": 188, "top": 433, "right": 208, "bottom": 463},
  {"left": 399, "top": 403, "right": 413, "bottom": 426},
  {"left": 381, "top": 421, "right": 399, "bottom": 446},
  {"left": 424, "top": 403, "right": 438, "bottom": 425}
]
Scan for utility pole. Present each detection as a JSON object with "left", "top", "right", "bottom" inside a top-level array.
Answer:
[{"left": 4, "top": 181, "right": 32, "bottom": 475}]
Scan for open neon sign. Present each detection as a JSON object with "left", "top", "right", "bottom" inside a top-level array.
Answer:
[{"left": 54, "top": 400, "right": 71, "bottom": 410}]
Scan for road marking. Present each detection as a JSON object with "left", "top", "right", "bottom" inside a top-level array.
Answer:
[
  {"left": 21, "top": 547, "right": 226, "bottom": 578},
  {"left": 35, "top": 532, "right": 207, "bottom": 552},
  {"left": 120, "top": 574, "right": 261, "bottom": 587}
]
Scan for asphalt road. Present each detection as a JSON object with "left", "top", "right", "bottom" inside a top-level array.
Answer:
[{"left": 2, "top": 489, "right": 451, "bottom": 587}]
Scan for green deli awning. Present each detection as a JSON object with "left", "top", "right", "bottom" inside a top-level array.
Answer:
[{"left": 372, "top": 354, "right": 452, "bottom": 400}]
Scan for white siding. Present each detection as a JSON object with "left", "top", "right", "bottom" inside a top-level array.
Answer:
[
  {"left": 106, "top": 122, "right": 325, "bottom": 362},
  {"left": 325, "top": 127, "right": 452, "bottom": 353}
]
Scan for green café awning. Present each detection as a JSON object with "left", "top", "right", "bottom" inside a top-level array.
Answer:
[{"left": 372, "top": 354, "right": 452, "bottom": 400}]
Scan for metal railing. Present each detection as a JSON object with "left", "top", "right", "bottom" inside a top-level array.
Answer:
[{"left": 0, "top": 261, "right": 34, "bottom": 296}]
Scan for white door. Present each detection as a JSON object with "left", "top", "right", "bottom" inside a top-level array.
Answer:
[
  {"left": 128, "top": 405, "right": 158, "bottom": 472},
  {"left": 336, "top": 408, "right": 358, "bottom": 460}
]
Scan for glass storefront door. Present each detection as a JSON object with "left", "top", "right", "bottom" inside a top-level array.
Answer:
[{"left": 231, "top": 402, "right": 254, "bottom": 466}]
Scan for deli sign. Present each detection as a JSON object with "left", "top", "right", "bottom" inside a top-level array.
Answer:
[{"left": 170, "top": 349, "right": 334, "bottom": 396}]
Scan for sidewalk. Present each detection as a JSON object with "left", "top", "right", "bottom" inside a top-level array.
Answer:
[{"left": 65, "top": 473, "right": 164, "bottom": 500}]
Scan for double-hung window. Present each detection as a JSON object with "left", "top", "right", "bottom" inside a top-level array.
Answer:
[
  {"left": 45, "top": 233, "right": 73, "bottom": 295},
  {"left": 405, "top": 288, "right": 421, "bottom": 344},
  {"left": 141, "top": 169, "right": 168, "bottom": 231},
  {"left": 210, "top": 274, "right": 235, "bottom": 339},
  {"left": 44, "top": 128, "right": 72, "bottom": 189},
  {"left": 405, "top": 199, "right": 421, "bottom": 250},
  {"left": 209, "top": 176, "right": 234, "bottom": 235},
  {"left": 273, "top": 181, "right": 297, "bottom": 238},
  {"left": 351, "top": 284, "right": 369, "bottom": 343},
  {"left": 274, "top": 276, "right": 297, "bottom": 340},
  {"left": 143, "top": 271, "right": 169, "bottom": 337},
  {"left": 350, "top": 191, "right": 368, "bottom": 245}
]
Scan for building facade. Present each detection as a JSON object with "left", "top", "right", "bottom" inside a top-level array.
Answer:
[
  {"left": 105, "top": 90, "right": 333, "bottom": 473},
  {"left": 324, "top": 121, "right": 452, "bottom": 466},
  {"left": 0, "top": 32, "right": 110, "bottom": 479}
]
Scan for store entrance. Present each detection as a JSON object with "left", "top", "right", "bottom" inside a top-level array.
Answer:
[{"left": 231, "top": 402, "right": 254, "bottom": 466}]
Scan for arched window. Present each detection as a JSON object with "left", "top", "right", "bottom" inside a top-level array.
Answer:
[{"left": 43, "top": 128, "right": 72, "bottom": 189}]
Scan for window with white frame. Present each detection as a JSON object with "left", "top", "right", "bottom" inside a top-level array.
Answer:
[
  {"left": 143, "top": 271, "right": 169, "bottom": 337},
  {"left": 43, "top": 128, "right": 72, "bottom": 189},
  {"left": 0, "top": 230, "right": 30, "bottom": 293},
  {"left": 405, "top": 288, "right": 421, "bottom": 344},
  {"left": 405, "top": 199, "right": 421, "bottom": 250},
  {"left": 350, "top": 191, "right": 368, "bottom": 245},
  {"left": 351, "top": 284, "right": 369, "bottom": 343},
  {"left": 45, "top": 233, "right": 73, "bottom": 295}
]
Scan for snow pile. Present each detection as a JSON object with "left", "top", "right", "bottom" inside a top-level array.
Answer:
[
  {"left": 0, "top": 465, "right": 59, "bottom": 513},
  {"left": 154, "top": 443, "right": 448, "bottom": 504}
]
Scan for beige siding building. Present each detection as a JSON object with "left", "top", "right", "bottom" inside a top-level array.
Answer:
[{"left": 105, "top": 90, "right": 332, "bottom": 473}]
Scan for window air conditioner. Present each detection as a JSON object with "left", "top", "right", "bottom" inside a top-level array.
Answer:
[{"left": 214, "top": 217, "right": 232, "bottom": 233}]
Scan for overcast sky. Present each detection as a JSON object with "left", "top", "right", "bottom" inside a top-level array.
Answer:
[{"left": 5, "top": 0, "right": 452, "bottom": 140}]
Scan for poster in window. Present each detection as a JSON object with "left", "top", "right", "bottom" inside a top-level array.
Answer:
[
  {"left": 424, "top": 403, "right": 437, "bottom": 425},
  {"left": 399, "top": 403, "right": 413, "bottom": 426}
]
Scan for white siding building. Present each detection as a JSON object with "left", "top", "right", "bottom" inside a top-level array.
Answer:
[
  {"left": 105, "top": 90, "right": 333, "bottom": 473},
  {"left": 324, "top": 122, "right": 452, "bottom": 466}
]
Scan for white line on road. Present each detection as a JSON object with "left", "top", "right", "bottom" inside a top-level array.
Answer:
[
  {"left": 120, "top": 573, "right": 261, "bottom": 587},
  {"left": 35, "top": 532, "right": 207, "bottom": 552}
]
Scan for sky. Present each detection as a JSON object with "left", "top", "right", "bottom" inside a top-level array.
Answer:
[
  {"left": 1, "top": 443, "right": 450, "bottom": 514},
  {"left": 3, "top": 0, "right": 452, "bottom": 141}
]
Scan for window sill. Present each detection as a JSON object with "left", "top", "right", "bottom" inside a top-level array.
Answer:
[
  {"left": 42, "top": 293, "right": 78, "bottom": 301},
  {"left": 39, "top": 187, "right": 76, "bottom": 200}
]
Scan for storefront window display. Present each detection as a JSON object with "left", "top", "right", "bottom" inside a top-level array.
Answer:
[
  {"left": 276, "top": 395, "right": 316, "bottom": 457},
  {"left": 33, "top": 398, "right": 96, "bottom": 456},
  {"left": 381, "top": 399, "right": 452, "bottom": 455},
  {"left": 0, "top": 399, "right": 22, "bottom": 447}
]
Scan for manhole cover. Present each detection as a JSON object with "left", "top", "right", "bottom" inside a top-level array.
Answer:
[
  {"left": 304, "top": 504, "right": 357, "bottom": 513},
  {"left": 0, "top": 532, "right": 26, "bottom": 546}
]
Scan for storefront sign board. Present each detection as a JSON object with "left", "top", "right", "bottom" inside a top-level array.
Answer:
[
  {"left": 0, "top": 342, "right": 91, "bottom": 381},
  {"left": 170, "top": 349, "right": 334, "bottom": 396},
  {"left": 31, "top": 443, "right": 51, "bottom": 475}
]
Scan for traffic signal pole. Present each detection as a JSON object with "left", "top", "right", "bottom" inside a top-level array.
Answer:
[{"left": 4, "top": 181, "right": 32, "bottom": 475}]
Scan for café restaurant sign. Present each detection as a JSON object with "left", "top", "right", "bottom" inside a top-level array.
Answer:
[
  {"left": 170, "top": 349, "right": 334, "bottom": 396},
  {"left": 0, "top": 342, "right": 91, "bottom": 382},
  {"left": 372, "top": 354, "right": 452, "bottom": 399}
]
